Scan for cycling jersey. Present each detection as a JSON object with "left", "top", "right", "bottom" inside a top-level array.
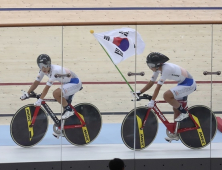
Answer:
[
  {"left": 36, "top": 65, "right": 79, "bottom": 86},
  {"left": 150, "top": 63, "right": 196, "bottom": 100},
  {"left": 150, "top": 63, "right": 193, "bottom": 85},
  {"left": 36, "top": 65, "right": 82, "bottom": 99}
]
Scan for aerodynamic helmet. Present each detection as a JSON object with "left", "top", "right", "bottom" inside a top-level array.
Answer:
[
  {"left": 146, "top": 52, "right": 169, "bottom": 68},
  {"left": 37, "top": 54, "right": 51, "bottom": 69}
]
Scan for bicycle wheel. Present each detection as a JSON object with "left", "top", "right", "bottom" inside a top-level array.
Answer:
[
  {"left": 10, "top": 104, "right": 48, "bottom": 147},
  {"left": 121, "top": 106, "right": 158, "bottom": 150},
  {"left": 64, "top": 103, "right": 102, "bottom": 145},
  {"left": 179, "top": 105, "right": 217, "bottom": 149}
]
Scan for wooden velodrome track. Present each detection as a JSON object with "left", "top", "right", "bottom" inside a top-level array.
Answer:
[
  {"left": 0, "top": 0, "right": 222, "bottom": 125},
  {"left": 0, "top": 0, "right": 222, "bottom": 23}
]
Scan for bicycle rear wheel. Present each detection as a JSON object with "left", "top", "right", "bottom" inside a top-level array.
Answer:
[
  {"left": 121, "top": 106, "right": 158, "bottom": 150},
  {"left": 179, "top": 105, "right": 217, "bottom": 149},
  {"left": 64, "top": 103, "right": 102, "bottom": 145},
  {"left": 10, "top": 104, "right": 48, "bottom": 147}
]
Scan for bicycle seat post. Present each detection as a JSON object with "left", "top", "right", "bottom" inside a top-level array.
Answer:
[{"left": 174, "top": 122, "right": 179, "bottom": 134}]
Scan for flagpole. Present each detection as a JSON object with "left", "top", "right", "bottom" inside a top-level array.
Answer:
[{"left": 99, "top": 44, "right": 134, "bottom": 92}]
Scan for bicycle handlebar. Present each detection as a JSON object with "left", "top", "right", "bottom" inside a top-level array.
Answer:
[
  {"left": 29, "top": 91, "right": 41, "bottom": 99},
  {"left": 28, "top": 91, "right": 152, "bottom": 102},
  {"left": 21, "top": 90, "right": 57, "bottom": 102},
  {"left": 138, "top": 94, "right": 152, "bottom": 101},
  {"left": 132, "top": 94, "right": 152, "bottom": 101}
]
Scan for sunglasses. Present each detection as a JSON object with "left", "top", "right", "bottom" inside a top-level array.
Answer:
[{"left": 38, "top": 63, "right": 49, "bottom": 70}]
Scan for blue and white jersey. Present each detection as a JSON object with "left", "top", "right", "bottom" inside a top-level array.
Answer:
[
  {"left": 150, "top": 63, "right": 193, "bottom": 85},
  {"left": 36, "top": 65, "right": 79, "bottom": 86}
]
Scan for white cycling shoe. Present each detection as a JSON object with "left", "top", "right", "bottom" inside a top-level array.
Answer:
[
  {"left": 175, "top": 113, "right": 189, "bottom": 122},
  {"left": 165, "top": 134, "right": 180, "bottom": 143},
  {"left": 62, "top": 110, "right": 74, "bottom": 120}
]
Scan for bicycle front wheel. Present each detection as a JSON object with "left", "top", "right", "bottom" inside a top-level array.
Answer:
[
  {"left": 64, "top": 103, "right": 102, "bottom": 146},
  {"left": 10, "top": 104, "right": 48, "bottom": 147},
  {"left": 179, "top": 105, "right": 217, "bottom": 149},
  {"left": 121, "top": 106, "right": 158, "bottom": 150}
]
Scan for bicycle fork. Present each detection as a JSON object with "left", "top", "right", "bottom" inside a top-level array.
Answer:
[{"left": 29, "top": 106, "right": 41, "bottom": 127}]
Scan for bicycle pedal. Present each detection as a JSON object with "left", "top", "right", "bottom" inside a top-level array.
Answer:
[
  {"left": 165, "top": 138, "right": 172, "bottom": 143},
  {"left": 52, "top": 133, "right": 60, "bottom": 139},
  {"left": 52, "top": 132, "right": 64, "bottom": 139}
]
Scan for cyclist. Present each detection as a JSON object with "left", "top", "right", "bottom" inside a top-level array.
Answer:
[
  {"left": 20, "top": 54, "right": 82, "bottom": 120},
  {"left": 135, "top": 52, "right": 196, "bottom": 142}
]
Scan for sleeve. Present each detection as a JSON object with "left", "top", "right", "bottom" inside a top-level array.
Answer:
[
  {"left": 36, "top": 70, "right": 44, "bottom": 82},
  {"left": 46, "top": 78, "right": 54, "bottom": 86},
  {"left": 157, "top": 71, "right": 168, "bottom": 85},
  {"left": 150, "top": 71, "right": 160, "bottom": 82}
]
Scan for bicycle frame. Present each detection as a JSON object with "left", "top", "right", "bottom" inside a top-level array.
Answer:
[
  {"left": 29, "top": 100, "right": 86, "bottom": 129},
  {"left": 141, "top": 100, "right": 200, "bottom": 134}
]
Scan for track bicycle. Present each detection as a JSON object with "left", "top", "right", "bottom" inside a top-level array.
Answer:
[
  {"left": 121, "top": 94, "right": 217, "bottom": 150},
  {"left": 10, "top": 78, "right": 102, "bottom": 147}
]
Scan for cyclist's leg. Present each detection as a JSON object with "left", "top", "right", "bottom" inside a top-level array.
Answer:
[
  {"left": 163, "top": 90, "right": 180, "bottom": 111},
  {"left": 163, "top": 90, "right": 186, "bottom": 121},
  {"left": 161, "top": 91, "right": 179, "bottom": 142},
  {"left": 60, "top": 81, "right": 82, "bottom": 119},
  {"left": 53, "top": 88, "right": 69, "bottom": 107},
  {"left": 51, "top": 88, "right": 68, "bottom": 138},
  {"left": 164, "top": 93, "right": 190, "bottom": 142},
  {"left": 173, "top": 96, "right": 188, "bottom": 120},
  {"left": 163, "top": 105, "right": 183, "bottom": 142},
  {"left": 53, "top": 87, "right": 75, "bottom": 118},
  {"left": 165, "top": 81, "right": 196, "bottom": 122},
  {"left": 52, "top": 82, "right": 82, "bottom": 138},
  {"left": 173, "top": 107, "right": 181, "bottom": 120}
]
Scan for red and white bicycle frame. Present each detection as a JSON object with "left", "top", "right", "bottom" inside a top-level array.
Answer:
[
  {"left": 141, "top": 100, "right": 200, "bottom": 134},
  {"left": 29, "top": 100, "right": 86, "bottom": 130}
]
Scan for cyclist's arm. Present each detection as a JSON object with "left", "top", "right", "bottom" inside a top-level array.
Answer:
[
  {"left": 40, "top": 85, "right": 51, "bottom": 99},
  {"left": 140, "top": 70, "right": 160, "bottom": 93},
  {"left": 151, "top": 84, "right": 162, "bottom": 100},
  {"left": 140, "top": 70, "right": 160, "bottom": 94},
  {"left": 27, "top": 70, "right": 44, "bottom": 94},
  {"left": 27, "top": 80, "right": 40, "bottom": 94},
  {"left": 140, "top": 81, "right": 155, "bottom": 93}
]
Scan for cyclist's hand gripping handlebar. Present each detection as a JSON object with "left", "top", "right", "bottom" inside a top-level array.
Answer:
[
  {"left": 20, "top": 90, "right": 29, "bottom": 100},
  {"left": 21, "top": 91, "right": 41, "bottom": 99}
]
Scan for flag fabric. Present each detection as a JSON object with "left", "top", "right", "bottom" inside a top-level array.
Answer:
[{"left": 93, "top": 27, "right": 145, "bottom": 65}]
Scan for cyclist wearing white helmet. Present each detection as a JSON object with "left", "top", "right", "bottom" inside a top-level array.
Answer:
[
  {"left": 135, "top": 52, "right": 196, "bottom": 142},
  {"left": 20, "top": 54, "right": 82, "bottom": 120}
]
